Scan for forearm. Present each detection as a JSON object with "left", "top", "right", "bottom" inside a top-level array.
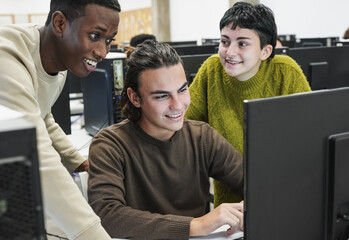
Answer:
[
  {"left": 91, "top": 198, "right": 192, "bottom": 240},
  {"left": 190, "top": 203, "right": 244, "bottom": 237},
  {"left": 45, "top": 113, "right": 85, "bottom": 173}
]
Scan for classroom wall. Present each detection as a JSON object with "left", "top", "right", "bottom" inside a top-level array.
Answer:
[
  {"left": 0, "top": 0, "right": 348, "bottom": 40},
  {"left": 261, "top": 0, "right": 349, "bottom": 38}
]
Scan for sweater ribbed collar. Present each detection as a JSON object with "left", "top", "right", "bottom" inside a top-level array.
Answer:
[
  {"left": 132, "top": 121, "right": 179, "bottom": 149},
  {"left": 222, "top": 59, "right": 270, "bottom": 97}
]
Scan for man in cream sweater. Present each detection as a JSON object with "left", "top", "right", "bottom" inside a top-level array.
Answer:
[{"left": 0, "top": 0, "right": 121, "bottom": 239}]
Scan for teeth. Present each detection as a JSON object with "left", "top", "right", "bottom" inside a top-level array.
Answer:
[
  {"left": 226, "top": 60, "right": 241, "bottom": 64},
  {"left": 168, "top": 113, "right": 181, "bottom": 118},
  {"left": 84, "top": 58, "right": 97, "bottom": 67}
]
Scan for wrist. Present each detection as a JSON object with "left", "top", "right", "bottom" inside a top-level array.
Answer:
[{"left": 190, "top": 217, "right": 205, "bottom": 237}]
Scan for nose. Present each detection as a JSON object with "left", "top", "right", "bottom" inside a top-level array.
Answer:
[
  {"left": 93, "top": 42, "right": 109, "bottom": 60},
  {"left": 226, "top": 43, "right": 238, "bottom": 57},
  {"left": 169, "top": 94, "right": 183, "bottom": 110}
]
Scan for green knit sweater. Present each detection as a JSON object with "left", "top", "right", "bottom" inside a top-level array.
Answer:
[{"left": 186, "top": 54, "right": 311, "bottom": 207}]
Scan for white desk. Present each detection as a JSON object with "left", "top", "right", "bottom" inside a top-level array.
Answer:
[
  {"left": 67, "top": 128, "right": 92, "bottom": 158},
  {"left": 111, "top": 225, "right": 243, "bottom": 240}
]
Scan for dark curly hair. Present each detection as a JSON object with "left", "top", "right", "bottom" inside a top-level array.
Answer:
[{"left": 45, "top": 0, "right": 121, "bottom": 26}]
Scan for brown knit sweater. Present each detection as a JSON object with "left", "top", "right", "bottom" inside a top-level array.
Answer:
[{"left": 88, "top": 119, "right": 243, "bottom": 240}]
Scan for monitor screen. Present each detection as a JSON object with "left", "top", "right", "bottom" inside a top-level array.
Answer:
[{"left": 243, "top": 87, "right": 349, "bottom": 240}]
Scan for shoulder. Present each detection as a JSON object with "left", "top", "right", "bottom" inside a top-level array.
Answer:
[
  {"left": 93, "top": 119, "right": 133, "bottom": 141},
  {"left": 194, "top": 54, "right": 224, "bottom": 82},
  {"left": 0, "top": 24, "right": 40, "bottom": 45},
  {"left": 182, "top": 119, "right": 234, "bottom": 150},
  {"left": 183, "top": 119, "right": 219, "bottom": 135},
  {"left": 0, "top": 24, "right": 41, "bottom": 69},
  {"left": 202, "top": 54, "right": 222, "bottom": 67},
  {"left": 270, "top": 55, "right": 302, "bottom": 70}
]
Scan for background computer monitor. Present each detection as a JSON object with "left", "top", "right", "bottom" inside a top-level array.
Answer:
[
  {"left": 288, "top": 45, "right": 349, "bottom": 90},
  {"left": 0, "top": 117, "right": 46, "bottom": 240},
  {"left": 294, "top": 37, "right": 339, "bottom": 47},
  {"left": 277, "top": 34, "right": 296, "bottom": 48},
  {"left": 164, "top": 40, "right": 197, "bottom": 46},
  {"left": 51, "top": 79, "right": 71, "bottom": 135},
  {"left": 327, "top": 132, "right": 349, "bottom": 240},
  {"left": 81, "top": 68, "right": 114, "bottom": 136},
  {"left": 81, "top": 54, "right": 126, "bottom": 136},
  {"left": 173, "top": 44, "right": 218, "bottom": 56},
  {"left": 243, "top": 87, "right": 349, "bottom": 240},
  {"left": 66, "top": 70, "right": 82, "bottom": 95},
  {"left": 180, "top": 53, "right": 212, "bottom": 85}
]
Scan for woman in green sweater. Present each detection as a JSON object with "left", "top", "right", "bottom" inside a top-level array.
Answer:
[{"left": 186, "top": 2, "right": 311, "bottom": 207}]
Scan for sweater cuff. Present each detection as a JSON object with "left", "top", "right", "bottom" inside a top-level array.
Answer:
[
  {"left": 72, "top": 221, "right": 111, "bottom": 240},
  {"left": 168, "top": 217, "right": 192, "bottom": 240}
]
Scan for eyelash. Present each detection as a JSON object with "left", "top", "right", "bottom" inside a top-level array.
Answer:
[
  {"left": 239, "top": 42, "right": 248, "bottom": 47},
  {"left": 89, "top": 33, "right": 114, "bottom": 45},
  {"left": 221, "top": 40, "right": 249, "bottom": 48},
  {"left": 221, "top": 39, "right": 229, "bottom": 45},
  {"left": 155, "top": 95, "right": 169, "bottom": 100},
  {"left": 154, "top": 88, "right": 187, "bottom": 100}
]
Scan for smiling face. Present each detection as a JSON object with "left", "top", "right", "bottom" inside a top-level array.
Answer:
[
  {"left": 57, "top": 4, "right": 119, "bottom": 77},
  {"left": 218, "top": 25, "right": 272, "bottom": 81},
  {"left": 127, "top": 63, "right": 190, "bottom": 142}
]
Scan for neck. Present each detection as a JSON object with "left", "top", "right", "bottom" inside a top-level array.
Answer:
[{"left": 39, "top": 26, "right": 64, "bottom": 75}]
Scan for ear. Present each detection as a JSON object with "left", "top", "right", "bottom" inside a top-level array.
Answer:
[
  {"left": 260, "top": 44, "right": 273, "bottom": 60},
  {"left": 51, "top": 11, "right": 68, "bottom": 38},
  {"left": 127, "top": 87, "right": 141, "bottom": 108}
]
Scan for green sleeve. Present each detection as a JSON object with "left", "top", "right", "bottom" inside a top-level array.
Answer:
[
  {"left": 185, "top": 59, "right": 210, "bottom": 122},
  {"left": 284, "top": 56, "right": 312, "bottom": 94}
]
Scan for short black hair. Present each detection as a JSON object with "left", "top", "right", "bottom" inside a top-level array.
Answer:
[
  {"left": 130, "top": 34, "right": 156, "bottom": 47},
  {"left": 220, "top": 2, "right": 277, "bottom": 58},
  {"left": 121, "top": 40, "right": 183, "bottom": 122},
  {"left": 45, "top": 0, "right": 121, "bottom": 26}
]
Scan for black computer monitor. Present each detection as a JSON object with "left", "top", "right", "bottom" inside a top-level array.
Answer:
[
  {"left": 288, "top": 45, "right": 349, "bottom": 90},
  {"left": 275, "top": 46, "right": 289, "bottom": 55},
  {"left": 243, "top": 87, "right": 349, "bottom": 240},
  {"left": 201, "top": 38, "right": 220, "bottom": 45},
  {"left": 81, "top": 55, "right": 126, "bottom": 136},
  {"left": 164, "top": 40, "right": 197, "bottom": 46},
  {"left": 173, "top": 44, "right": 218, "bottom": 56},
  {"left": 66, "top": 70, "right": 82, "bottom": 94},
  {"left": 180, "top": 53, "right": 212, "bottom": 85},
  {"left": 294, "top": 37, "right": 339, "bottom": 47},
  {"left": 51, "top": 79, "right": 71, "bottom": 134},
  {"left": 0, "top": 118, "right": 46, "bottom": 240},
  {"left": 327, "top": 132, "right": 349, "bottom": 240},
  {"left": 277, "top": 34, "right": 296, "bottom": 48},
  {"left": 81, "top": 68, "right": 114, "bottom": 136},
  {"left": 335, "top": 41, "right": 349, "bottom": 47}
]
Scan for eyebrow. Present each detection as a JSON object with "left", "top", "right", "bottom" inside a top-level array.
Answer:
[
  {"left": 94, "top": 26, "right": 107, "bottom": 32},
  {"left": 221, "top": 34, "right": 251, "bottom": 41},
  {"left": 150, "top": 81, "right": 188, "bottom": 95}
]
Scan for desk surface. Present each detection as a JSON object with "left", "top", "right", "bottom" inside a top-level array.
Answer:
[
  {"left": 67, "top": 128, "right": 92, "bottom": 158},
  {"left": 111, "top": 225, "right": 243, "bottom": 240}
]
